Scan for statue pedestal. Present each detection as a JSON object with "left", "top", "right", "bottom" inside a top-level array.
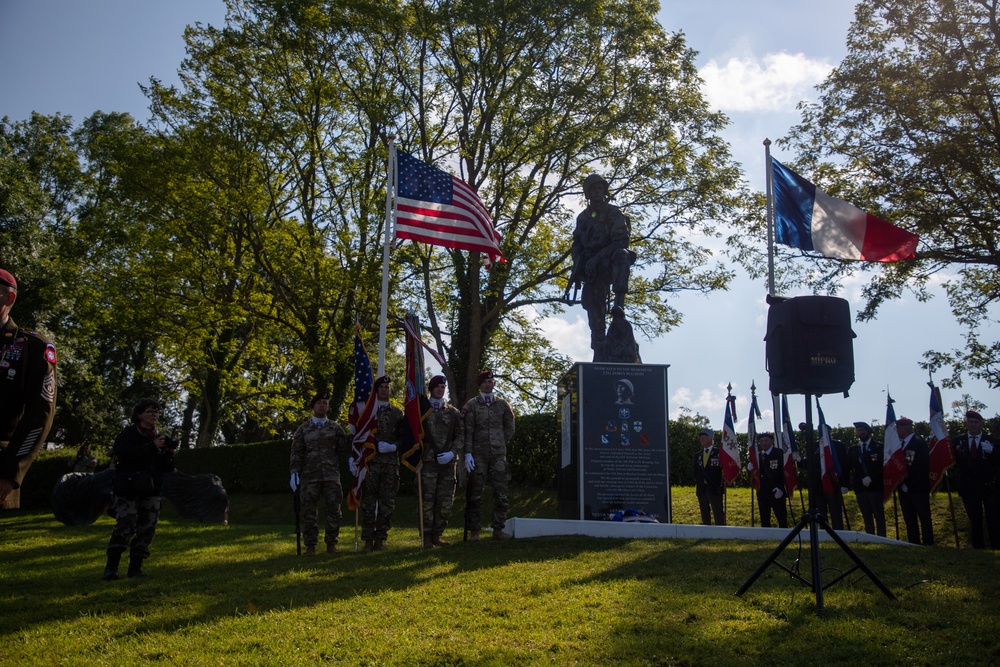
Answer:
[{"left": 557, "top": 362, "right": 671, "bottom": 522}]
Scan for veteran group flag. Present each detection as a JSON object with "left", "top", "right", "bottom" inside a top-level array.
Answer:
[
  {"left": 927, "top": 382, "right": 956, "bottom": 493},
  {"left": 882, "top": 393, "right": 908, "bottom": 499},
  {"left": 720, "top": 393, "right": 741, "bottom": 484}
]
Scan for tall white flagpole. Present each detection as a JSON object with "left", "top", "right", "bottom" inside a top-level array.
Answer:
[
  {"left": 764, "top": 138, "right": 776, "bottom": 297},
  {"left": 378, "top": 136, "right": 396, "bottom": 376}
]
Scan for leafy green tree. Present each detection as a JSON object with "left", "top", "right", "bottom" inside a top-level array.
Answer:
[
  {"left": 393, "top": 0, "right": 746, "bottom": 408},
  {"left": 761, "top": 0, "right": 1000, "bottom": 391}
]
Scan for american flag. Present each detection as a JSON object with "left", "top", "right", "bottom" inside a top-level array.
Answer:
[
  {"left": 347, "top": 334, "right": 378, "bottom": 511},
  {"left": 394, "top": 150, "right": 504, "bottom": 268},
  {"left": 927, "top": 382, "right": 956, "bottom": 493}
]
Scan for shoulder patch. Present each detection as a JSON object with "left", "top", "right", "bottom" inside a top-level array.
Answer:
[{"left": 45, "top": 343, "right": 58, "bottom": 364}]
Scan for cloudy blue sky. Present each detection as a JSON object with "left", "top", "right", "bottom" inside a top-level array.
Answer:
[{"left": 1, "top": 0, "right": 993, "bottom": 430}]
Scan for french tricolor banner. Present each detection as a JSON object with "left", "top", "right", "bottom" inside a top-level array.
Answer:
[{"left": 771, "top": 157, "right": 918, "bottom": 262}]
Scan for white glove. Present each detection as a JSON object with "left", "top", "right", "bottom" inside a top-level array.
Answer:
[
  {"left": 901, "top": 483, "right": 908, "bottom": 493},
  {"left": 348, "top": 458, "right": 358, "bottom": 476},
  {"left": 746, "top": 462, "right": 755, "bottom": 472},
  {"left": 436, "top": 451, "right": 456, "bottom": 465},
  {"left": 289, "top": 472, "right": 299, "bottom": 492},
  {"left": 983, "top": 441, "right": 994, "bottom": 454},
  {"left": 465, "top": 453, "right": 475, "bottom": 473},
  {"left": 773, "top": 488, "right": 783, "bottom": 500},
  {"left": 377, "top": 441, "right": 397, "bottom": 454},
  {"left": 840, "top": 487, "right": 849, "bottom": 495},
  {"left": 793, "top": 452, "right": 802, "bottom": 463},
  {"left": 862, "top": 476, "right": 872, "bottom": 487}
]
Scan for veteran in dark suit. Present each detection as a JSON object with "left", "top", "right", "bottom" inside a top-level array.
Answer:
[
  {"left": 749, "top": 433, "right": 787, "bottom": 528},
  {"left": 897, "top": 417, "right": 933, "bottom": 545},
  {"left": 694, "top": 428, "right": 726, "bottom": 526},
  {"left": 847, "top": 421, "right": 886, "bottom": 536},
  {"left": 952, "top": 410, "right": 999, "bottom": 549}
]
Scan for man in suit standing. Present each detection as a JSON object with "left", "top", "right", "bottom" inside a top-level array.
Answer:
[
  {"left": 897, "top": 417, "right": 933, "bottom": 545},
  {"left": 694, "top": 428, "right": 726, "bottom": 526},
  {"left": 952, "top": 410, "right": 999, "bottom": 549},
  {"left": 748, "top": 433, "right": 787, "bottom": 528},
  {"left": 847, "top": 421, "right": 886, "bottom": 536}
]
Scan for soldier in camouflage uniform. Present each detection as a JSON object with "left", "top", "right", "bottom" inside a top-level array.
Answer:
[
  {"left": 289, "top": 390, "right": 350, "bottom": 554},
  {"left": 462, "top": 370, "right": 515, "bottom": 541},
  {"left": 361, "top": 375, "right": 404, "bottom": 551},
  {"left": 420, "top": 374, "right": 463, "bottom": 548},
  {"left": 0, "top": 268, "right": 58, "bottom": 510},
  {"left": 104, "top": 398, "right": 176, "bottom": 580}
]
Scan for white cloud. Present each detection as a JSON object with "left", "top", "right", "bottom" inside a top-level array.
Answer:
[
  {"left": 535, "top": 311, "right": 592, "bottom": 362},
  {"left": 700, "top": 52, "right": 833, "bottom": 113}
]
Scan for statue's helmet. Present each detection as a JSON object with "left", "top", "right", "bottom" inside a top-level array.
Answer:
[{"left": 583, "top": 174, "right": 609, "bottom": 196}]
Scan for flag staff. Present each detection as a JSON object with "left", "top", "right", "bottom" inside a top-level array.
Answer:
[
  {"left": 764, "top": 138, "right": 776, "bottom": 297},
  {"left": 378, "top": 135, "right": 397, "bottom": 376}
]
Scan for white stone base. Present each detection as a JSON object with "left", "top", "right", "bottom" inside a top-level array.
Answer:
[{"left": 506, "top": 517, "right": 910, "bottom": 545}]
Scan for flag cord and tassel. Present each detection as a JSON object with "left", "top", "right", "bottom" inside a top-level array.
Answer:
[{"left": 417, "top": 469, "right": 425, "bottom": 547}]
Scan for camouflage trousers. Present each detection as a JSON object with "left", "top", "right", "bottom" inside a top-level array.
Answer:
[
  {"left": 421, "top": 460, "right": 457, "bottom": 537},
  {"left": 107, "top": 495, "right": 161, "bottom": 559},
  {"left": 465, "top": 456, "right": 509, "bottom": 532},
  {"left": 300, "top": 477, "right": 344, "bottom": 546},
  {"left": 360, "top": 460, "right": 399, "bottom": 542}
]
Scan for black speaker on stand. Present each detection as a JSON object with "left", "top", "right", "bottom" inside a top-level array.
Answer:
[{"left": 737, "top": 295, "right": 895, "bottom": 613}]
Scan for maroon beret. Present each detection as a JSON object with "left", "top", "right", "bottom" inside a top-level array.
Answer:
[
  {"left": 477, "top": 370, "right": 495, "bottom": 385},
  {"left": 428, "top": 374, "right": 446, "bottom": 391},
  {"left": 0, "top": 268, "right": 16, "bottom": 292},
  {"left": 966, "top": 410, "right": 983, "bottom": 420},
  {"left": 374, "top": 375, "right": 391, "bottom": 390}
]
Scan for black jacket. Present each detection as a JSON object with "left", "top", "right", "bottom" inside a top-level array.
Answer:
[{"left": 112, "top": 425, "right": 175, "bottom": 495}]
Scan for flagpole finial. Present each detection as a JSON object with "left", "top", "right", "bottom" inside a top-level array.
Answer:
[
  {"left": 763, "top": 138, "right": 771, "bottom": 147},
  {"left": 726, "top": 382, "right": 732, "bottom": 394},
  {"left": 750, "top": 380, "right": 756, "bottom": 393}
]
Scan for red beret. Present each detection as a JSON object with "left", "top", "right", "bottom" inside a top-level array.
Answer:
[
  {"left": 966, "top": 410, "right": 983, "bottom": 420},
  {"left": 374, "top": 375, "right": 391, "bottom": 390},
  {"left": 428, "top": 374, "right": 446, "bottom": 391},
  {"left": 477, "top": 370, "right": 495, "bottom": 385},
  {"left": 0, "top": 268, "right": 16, "bottom": 292},
  {"left": 311, "top": 390, "right": 330, "bottom": 407},
  {"left": 896, "top": 417, "right": 913, "bottom": 426}
]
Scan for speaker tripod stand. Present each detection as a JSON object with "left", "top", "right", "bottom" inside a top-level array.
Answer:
[{"left": 736, "top": 395, "right": 895, "bottom": 613}]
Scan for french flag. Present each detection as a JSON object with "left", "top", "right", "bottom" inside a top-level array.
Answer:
[{"left": 771, "top": 157, "right": 918, "bottom": 262}]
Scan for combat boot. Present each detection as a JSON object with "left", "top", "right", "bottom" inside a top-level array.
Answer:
[
  {"left": 326, "top": 543, "right": 337, "bottom": 554},
  {"left": 492, "top": 529, "right": 510, "bottom": 540},
  {"left": 469, "top": 530, "right": 480, "bottom": 542},
  {"left": 431, "top": 534, "right": 449, "bottom": 547},
  {"left": 362, "top": 540, "right": 374, "bottom": 553},
  {"left": 304, "top": 544, "right": 317, "bottom": 555},
  {"left": 373, "top": 539, "right": 384, "bottom": 551},
  {"left": 127, "top": 555, "right": 147, "bottom": 578},
  {"left": 103, "top": 552, "right": 121, "bottom": 581},
  {"left": 422, "top": 535, "right": 435, "bottom": 549}
]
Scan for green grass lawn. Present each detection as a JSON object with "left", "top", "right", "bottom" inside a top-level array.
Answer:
[{"left": 2, "top": 486, "right": 998, "bottom": 666}]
